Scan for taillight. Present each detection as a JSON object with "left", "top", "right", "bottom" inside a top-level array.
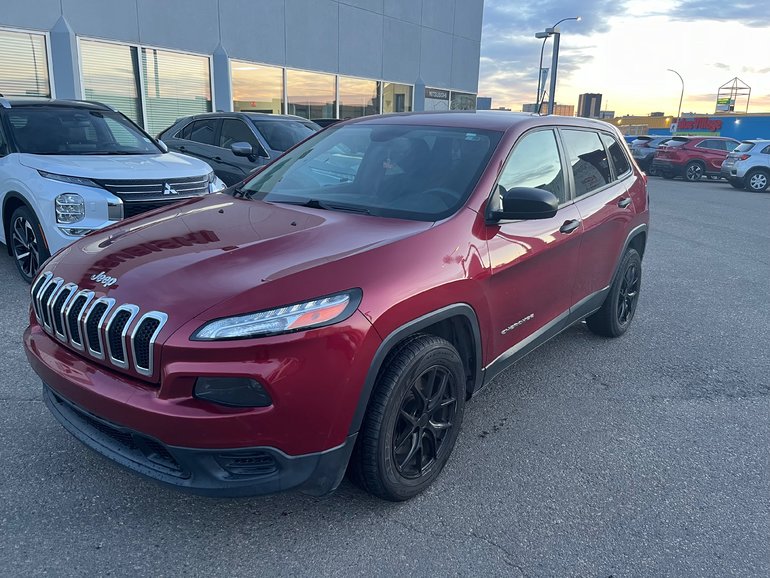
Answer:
[{"left": 739, "top": 154, "right": 750, "bottom": 161}]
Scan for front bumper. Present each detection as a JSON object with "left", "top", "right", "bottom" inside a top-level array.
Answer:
[{"left": 43, "top": 382, "right": 356, "bottom": 496}]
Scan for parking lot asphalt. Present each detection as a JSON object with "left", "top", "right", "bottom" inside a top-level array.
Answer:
[{"left": 1, "top": 177, "right": 768, "bottom": 577}]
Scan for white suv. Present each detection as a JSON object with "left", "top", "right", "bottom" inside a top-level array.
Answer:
[
  {"left": 0, "top": 98, "right": 225, "bottom": 281},
  {"left": 721, "top": 139, "right": 770, "bottom": 192}
]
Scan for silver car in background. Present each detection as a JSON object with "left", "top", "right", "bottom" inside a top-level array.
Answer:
[
  {"left": 630, "top": 135, "right": 674, "bottom": 174},
  {"left": 721, "top": 140, "right": 770, "bottom": 192}
]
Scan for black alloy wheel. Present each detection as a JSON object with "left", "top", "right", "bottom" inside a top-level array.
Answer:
[
  {"left": 684, "top": 161, "right": 705, "bottom": 182},
  {"left": 10, "top": 206, "right": 49, "bottom": 283},
  {"left": 586, "top": 248, "right": 642, "bottom": 338},
  {"left": 616, "top": 260, "right": 641, "bottom": 327},
  {"left": 349, "top": 334, "right": 466, "bottom": 501},
  {"left": 392, "top": 365, "right": 457, "bottom": 479}
]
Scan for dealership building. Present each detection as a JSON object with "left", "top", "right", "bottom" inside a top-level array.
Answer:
[{"left": 0, "top": 0, "right": 482, "bottom": 134}]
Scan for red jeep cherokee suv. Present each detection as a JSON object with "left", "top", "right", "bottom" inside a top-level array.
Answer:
[{"left": 24, "top": 112, "right": 649, "bottom": 501}]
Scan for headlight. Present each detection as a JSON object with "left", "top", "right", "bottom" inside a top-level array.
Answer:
[
  {"left": 55, "top": 193, "right": 85, "bottom": 223},
  {"left": 192, "top": 289, "right": 362, "bottom": 340},
  {"left": 208, "top": 171, "right": 226, "bottom": 193},
  {"left": 39, "top": 170, "right": 100, "bottom": 188}
]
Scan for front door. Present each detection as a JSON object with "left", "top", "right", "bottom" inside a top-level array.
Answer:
[{"left": 484, "top": 128, "right": 583, "bottom": 360}]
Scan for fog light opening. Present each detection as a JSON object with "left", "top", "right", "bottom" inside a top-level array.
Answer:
[{"left": 194, "top": 376, "right": 272, "bottom": 408}]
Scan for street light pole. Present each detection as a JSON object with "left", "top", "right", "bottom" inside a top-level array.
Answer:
[
  {"left": 667, "top": 68, "right": 684, "bottom": 134},
  {"left": 534, "top": 17, "right": 580, "bottom": 115}
]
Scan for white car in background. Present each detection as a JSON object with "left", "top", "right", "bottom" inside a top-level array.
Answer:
[{"left": 0, "top": 98, "right": 225, "bottom": 282}]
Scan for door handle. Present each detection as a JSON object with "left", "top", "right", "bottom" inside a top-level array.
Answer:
[
  {"left": 618, "top": 197, "right": 632, "bottom": 209},
  {"left": 559, "top": 219, "right": 581, "bottom": 234},
  {"left": 178, "top": 145, "right": 186, "bottom": 152},
  {"left": 213, "top": 156, "right": 223, "bottom": 162}
]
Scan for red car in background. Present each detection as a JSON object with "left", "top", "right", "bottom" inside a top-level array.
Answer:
[
  {"left": 652, "top": 136, "right": 740, "bottom": 181},
  {"left": 24, "top": 112, "right": 649, "bottom": 501}
]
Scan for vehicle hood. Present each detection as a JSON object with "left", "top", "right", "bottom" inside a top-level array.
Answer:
[
  {"left": 44, "top": 194, "right": 431, "bottom": 331},
  {"left": 19, "top": 152, "right": 211, "bottom": 179}
]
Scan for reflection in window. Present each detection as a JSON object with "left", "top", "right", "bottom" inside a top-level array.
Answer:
[
  {"left": 498, "top": 130, "right": 566, "bottom": 203},
  {"left": 601, "top": 133, "right": 630, "bottom": 177},
  {"left": 0, "top": 29, "right": 50, "bottom": 98},
  {"left": 141, "top": 48, "right": 211, "bottom": 136},
  {"left": 451, "top": 91, "right": 477, "bottom": 111},
  {"left": 339, "top": 77, "right": 379, "bottom": 119},
  {"left": 80, "top": 39, "right": 143, "bottom": 125},
  {"left": 562, "top": 130, "right": 611, "bottom": 197},
  {"left": 286, "top": 69, "right": 335, "bottom": 120},
  {"left": 231, "top": 61, "right": 284, "bottom": 114},
  {"left": 382, "top": 83, "right": 413, "bottom": 113}
]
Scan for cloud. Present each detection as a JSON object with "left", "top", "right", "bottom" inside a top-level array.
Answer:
[
  {"left": 478, "top": 0, "right": 629, "bottom": 108},
  {"left": 667, "top": 0, "right": 769, "bottom": 27}
]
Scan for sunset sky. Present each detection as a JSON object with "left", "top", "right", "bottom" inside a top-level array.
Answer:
[{"left": 478, "top": 0, "right": 770, "bottom": 116}]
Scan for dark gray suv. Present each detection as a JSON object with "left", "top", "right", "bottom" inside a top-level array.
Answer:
[{"left": 159, "top": 113, "right": 319, "bottom": 186}]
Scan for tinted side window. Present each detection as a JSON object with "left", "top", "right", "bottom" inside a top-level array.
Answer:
[
  {"left": 498, "top": 129, "right": 566, "bottom": 204},
  {"left": 188, "top": 119, "right": 218, "bottom": 145},
  {"left": 762, "top": 145, "right": 770, "bottom": 155},
  {"left": 219, "top": 119, "right": 260, "bottom": 150},
  {"left": 696, "top": 139, "right": 724, "bottom": 151},
  {"left": 601, "top": 133, "right": 630, "bottom": 178},
  {"left": 561, "top": 129, "right": 611, "bottom": 197},
  {"left": 0, "top": 118, "right": 8, "bottom": 156}
]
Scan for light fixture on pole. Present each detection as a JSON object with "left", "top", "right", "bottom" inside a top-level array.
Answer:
[
  {"left": 667, "top": 69, "right": 684, "bottom": 134},
  {"left": 535, "top": 16, "right": 581, "bottom": 115}
]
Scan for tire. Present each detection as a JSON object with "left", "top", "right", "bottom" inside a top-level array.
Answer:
[
  {"left": 586, "top": 249, "right": 642, "bottom": 338},
  {"left": 662, "top": 172, "right": 675, "bottom": 180},
  {"left": 684, "top": 161, "right": 705, "bottom": 182},
  {"left": 9, "top": 205, "right": 50, "bottom": 284},
  {"left": 745, "top": 169, "right": 769, "bottom": 192},
  {"left": 349, "top": 334, "right": 466, "bottom": 501},
  {"left": 728, "top": 178, "right": 745, "bottom": 190}
]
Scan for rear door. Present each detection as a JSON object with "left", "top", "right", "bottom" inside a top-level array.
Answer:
[
  {"left": 694, "top": 139, "right": 733, "bottom": 173},
  {"left": 179, "top": 118, "right": 222, "bottom": 172},
  {"left": 564, "top": 129, "right": 635, "bottom": 302},
  {"left": 484, "top": 127, "right": 583, "bottom": 357}
]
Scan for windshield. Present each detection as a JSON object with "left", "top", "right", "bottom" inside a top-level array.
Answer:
[
  {"left": 252, "top": 119, "right": 319, "bottom": 152},
  {"left": 240, "top": 123, "right": 502, "bottom": 222},
  {"left": 7, "top": 106, "right": 161, "bottom": 155}
]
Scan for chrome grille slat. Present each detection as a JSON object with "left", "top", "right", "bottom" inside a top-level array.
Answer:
[
  {"left": 33, "top": 271, "right": 168, "bottom": 379},
  {"left": 106, "top": 305, "right": 140, "bottom": 369}
]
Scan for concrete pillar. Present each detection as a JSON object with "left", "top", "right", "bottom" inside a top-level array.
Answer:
[
  {"left": 49, "top": 16, "right": 81, "bottom": 100},
  {"left": 413, "top": 76, "right": 425, "bottom": 112},
  {"left": 212, "top": 44, "right": 232, "bottom": 112}
]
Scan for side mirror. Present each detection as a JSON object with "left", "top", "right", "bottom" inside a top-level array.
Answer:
[
  {"left": 488, "top": 185, "right": 559, "bottom": 222},
  {"left": 230, "top": 142, "right": 254, "bottom": 157},
  {"left": 156, "top": 139, "right": 169, "bottom": 153}
]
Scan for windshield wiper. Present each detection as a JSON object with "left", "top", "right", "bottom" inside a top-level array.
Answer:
[{"left": 274, "top": 198, "right": 371, "bottom": 215}]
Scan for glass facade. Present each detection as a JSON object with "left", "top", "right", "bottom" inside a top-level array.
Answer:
[
  {"left": 286, "top": 69, "right": 335, "bottom": 120},
  {"left": 338, "top": 77, "right": 379, "bottom": 119},
  {"left": 80, "top": 39, "right": 143, "bottom": 124},
  {"left": 0, "top": 29, "right": 50, "bottom": 98},
  {"left": 382, "top": 83, "right": 413, "bottom": 113},
  {"left": 141, "top": 48, "right": 211, "bottom": 136},
  {"left": 450, "top": 91, "right": 477, "bottom": 111},
  {"left": 231, "top": 60, "right": 284, "bottom": 114}
]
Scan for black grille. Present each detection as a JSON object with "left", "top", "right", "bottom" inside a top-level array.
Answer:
[
  {"left": 67, "top": 295, "right": 88, "bottom": 345},
  {"left": 39, "top": 283, "right": 57, "bottom": 327},
  {"left": 123, "top": 199, "right": 192, "bottom": 219},
  {"left": 95, "top": 176, "right": 209, "bottom": 201},
  {"left": 85, "top": 303, "right": 108, "bottom": 353},
  {"left": 133, "top": 317, "right": 160, "bottom": 370},
  {"left": 216, "top": 452, "right": 278, "bottom": 477},
  {"left": 141, "top": 438, "right": 180, "bottom": 469},
  {"left": 108, "top": 310, "right": 132, "bottom": 362},
  {"left": 75, "top": 404, "right": 138, "bottom": 450},
  {"left": 51, "top": 288, "right": 73, "bottom": 335}
]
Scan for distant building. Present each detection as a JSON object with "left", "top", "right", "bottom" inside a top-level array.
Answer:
[
  {"left": 577, "top": 93, "right": 603, "bottom": 118},
  {"left": 599, "top": 110, "right": 615, "bottom": 119},
  {"left": 496, "top": 106, "right": 512, "bottom": 111},
  {"left": 522, "top": 102, "right": 574, "bottom": 116},
  {"left": 477, "top": 97, "right": 492, "bottom": 110},
  {"left": 650, "top": 112, "right": 665, "bottom": 117}
]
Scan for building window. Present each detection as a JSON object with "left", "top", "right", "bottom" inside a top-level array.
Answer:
[
  {"left": 424, "top": 87, "right": 450, "bottom": 111},
  {"left": 80, "top": 39, "right": 143, "bottom": 125},
  {"left": 231, "top": 60, "right": 284, "bottom": 114},
  {"left": 450, "top": 91, "right": 477, "bottom": 110},
  {"left": 338, "top": 77, "right": 380, "bottom": 119},
  {"left": 141, "top": 48, "right": 211, "bottom": 136},
  {"left": 382, "top": 83, "right": 413, "bottom": 113},
  {"left": 286, "top": 69, "right": 335, "bottom": 120},
  {"left": 0, "top": 29, "right": 50, "bottom": 98}
]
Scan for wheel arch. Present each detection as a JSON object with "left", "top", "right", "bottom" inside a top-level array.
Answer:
[
  {"left": 2, "top": 191, "right": 36, "bottom": 255},
  {"left": 610, "top": 223, "right": 648, "bottom": 288},
  {"left": 348, "top": 304, "right": 483, "bottom": 436}
]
